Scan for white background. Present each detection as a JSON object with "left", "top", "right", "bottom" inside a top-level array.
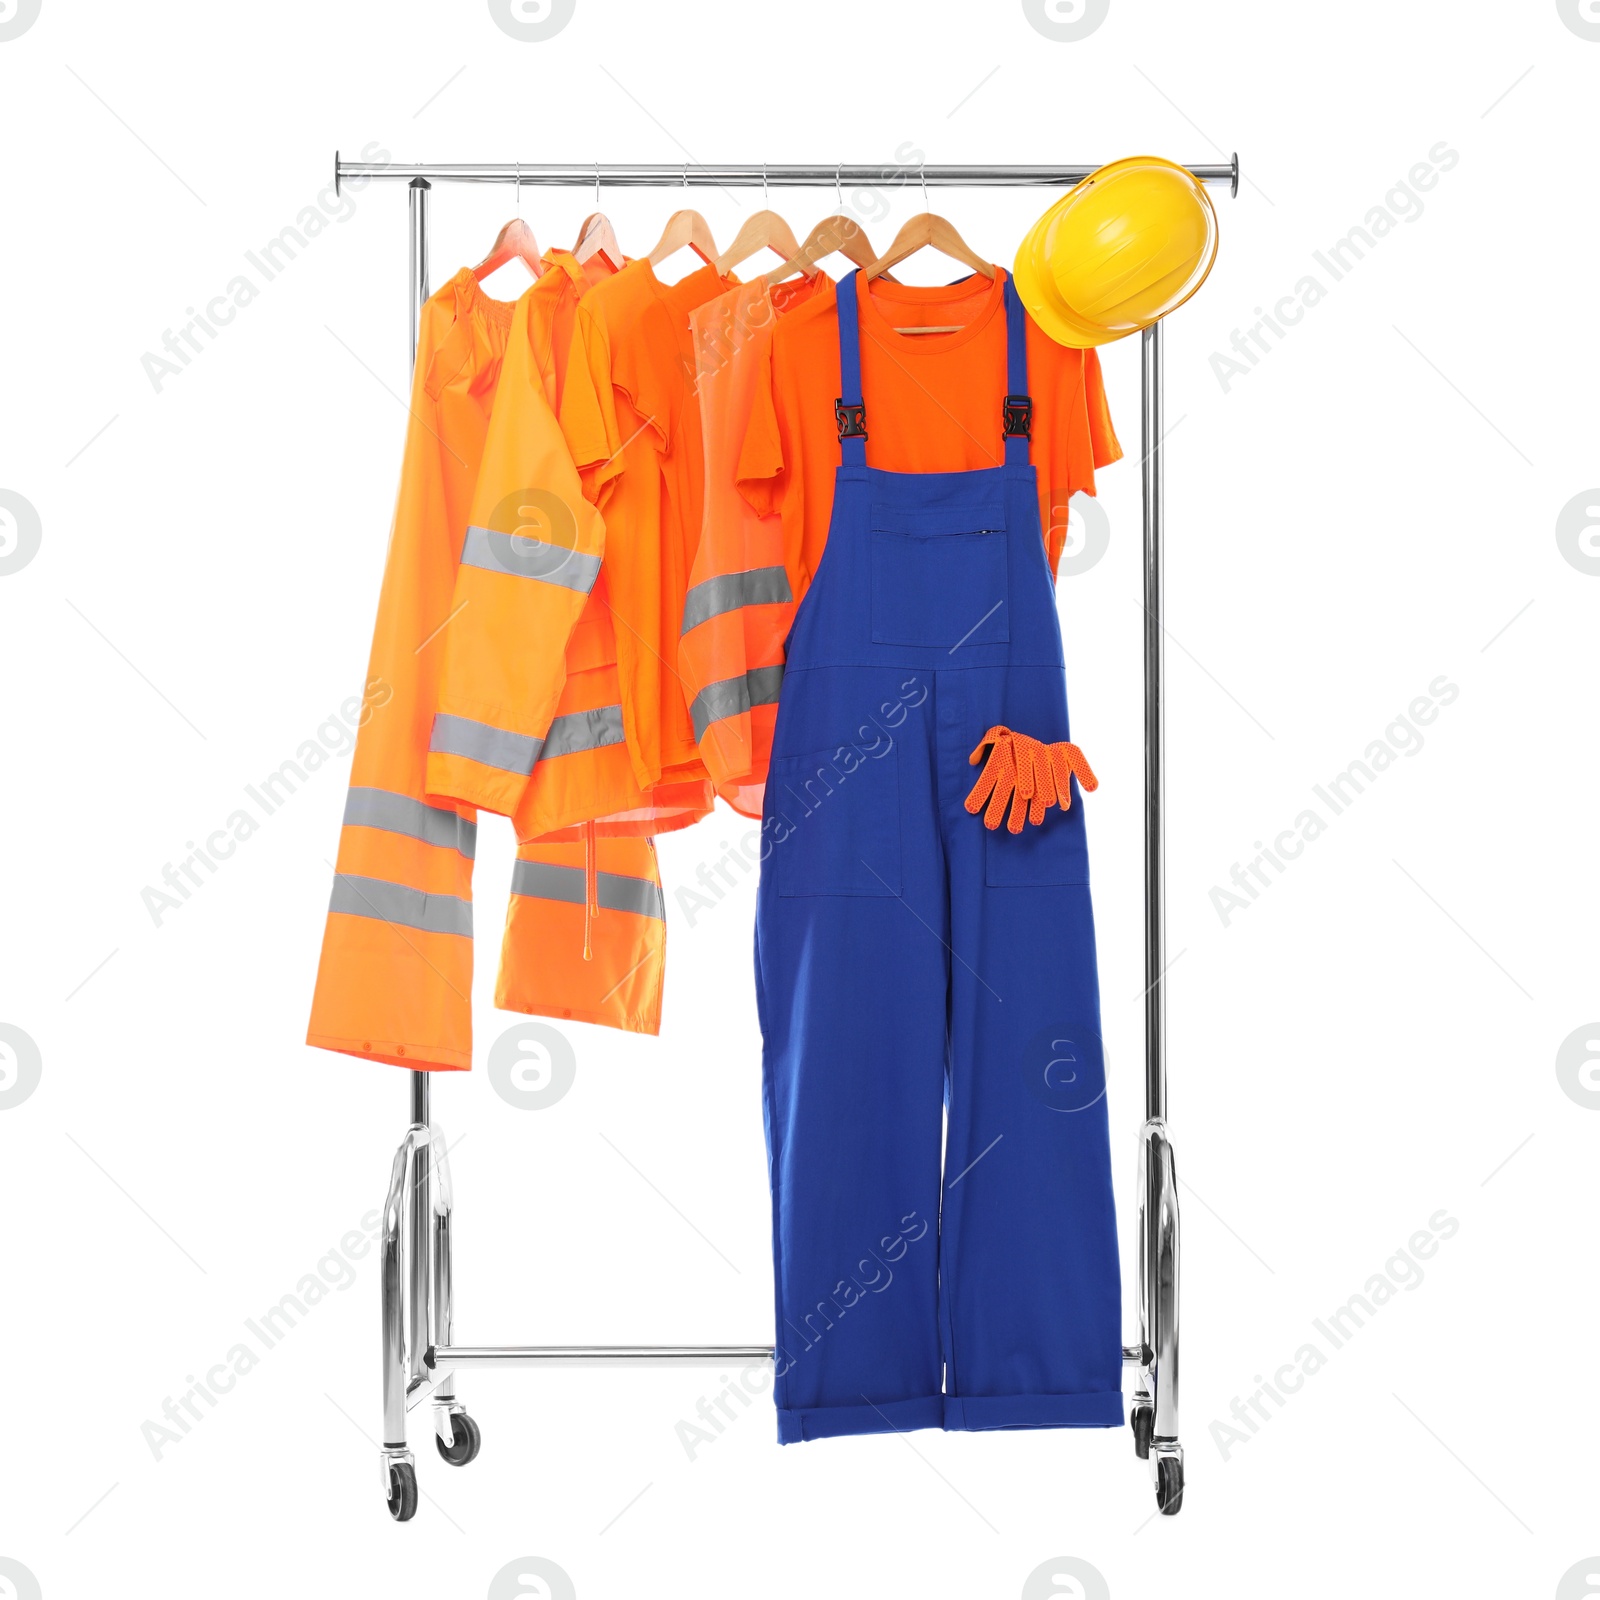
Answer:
[{"left": 2, "top": 2, "right": 1597, "bottom": 1596}]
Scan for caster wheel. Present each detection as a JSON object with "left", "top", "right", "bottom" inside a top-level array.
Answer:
[
  {"left": 436, "top": 1412, "right": 482, "bottom": 1466},
  {"left": 1156, "top": 1455, "right": 1184, "bottom": 1516},
  {"left": 1131, "top": 1403, "right": 1153, "bottom": 1460},
  {"left": 386, "top": 1461, "right": 418, "bottom": 1522}
]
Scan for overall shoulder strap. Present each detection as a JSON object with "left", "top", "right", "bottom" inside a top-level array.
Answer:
[
  {"left": 834, "top": 270, "right": 867, "bottom": 466},
  {"left": 1002, "top": 274, "right": 1032, "bottom": 466}
]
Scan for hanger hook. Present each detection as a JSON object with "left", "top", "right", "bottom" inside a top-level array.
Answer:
[
  {"left": 836, "top": 161, "right": 843, "bottom": 211},
  {"left": 594, "top": 159, "right": 600, "bottom": 209},
  {"left": 515, "top": 159, "right": 521, "bottom": 215},
  {"left": 683, "top": 160, "right": 688, "bottom": 191},
  {"left": 920, "top": 158, "right": 929, "bottom": 214},
  {"left": 762, "top": 161, "right": 768, "bottom": 209}
]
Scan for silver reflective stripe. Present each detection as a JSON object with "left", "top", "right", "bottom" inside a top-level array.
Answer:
[
  {"left": 680, "top": 565, "right": 793, "bottom": 634},
  {"left": 430, "top": 712, "right": 543, "bottom": 775},
  {"left": 329, "top": 874, "right": 472, "bottom": 937},
  {"left": 540, "top": 704, "right": 625, "bottom": 760},
  {"left": 343, "top": 786, "right": 477, "bottom": 859},
  {"left": 690, "top": 664, "right": 785, "bottom": 742},
  {"left": 460, "top": 524, "right": 601, "bottom": 594},
  {"left": 511, "top": 860, "right": 666, "bottom": 920}
]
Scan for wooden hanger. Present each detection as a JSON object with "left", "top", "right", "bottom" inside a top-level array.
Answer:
[
  {"left": 574, "top": 211, "right": 624, "bottom": 271},
  {"left": 647, "top": 209, "right": 719, "bottom": 270},
  {"left": 473, "top": 217, "right": 543, "bottom": 283},
  {"left": 766, "top": 213, "right": 890, "bottom": 284},
  {"left": 574, "top": 163, "right": 624, "bottom": 271},
  {"left": 713, "top": 209, "right": 803, "bottom": 276},
  {"left": 862, "top": 211, "right": 995, "bottom": 334},
  {"left": 863, "top": 211, "right": 994, "bottom": 283}
]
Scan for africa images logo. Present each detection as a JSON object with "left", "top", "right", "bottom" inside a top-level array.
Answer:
[
  {"left": 0, "top": 490, "right": 42, "bottom": 576},
  {"left": 0, "top": 0, "right": 41, "bottom": 41},
  {"left": 488, "top": 0, "right": 576, "bottom": 41},
  {"left": 1021, "top": 0, "right": 1109, "bottom": 43}
]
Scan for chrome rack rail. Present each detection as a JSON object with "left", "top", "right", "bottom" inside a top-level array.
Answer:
[
  {"left": 347, "top": 152, "right": 1239, "bottom": 1523},
  {"left": 335, "top": 156, "right": 1239, "bottom": 194}
]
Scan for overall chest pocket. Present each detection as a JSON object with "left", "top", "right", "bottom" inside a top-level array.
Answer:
[{"left": 870, "top": 525, "right": 1010, "bottom": 650}]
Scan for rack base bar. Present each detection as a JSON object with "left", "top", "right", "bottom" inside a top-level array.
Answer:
[
  {"left": 428, "top": 1342, "right": 1152, "bottom": 1373},
  {"left": 434, "top": 1344, "right": 775, "bottom": 1369}
]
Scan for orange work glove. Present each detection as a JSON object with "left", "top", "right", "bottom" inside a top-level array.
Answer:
[{"left": 964, "top": 725, "right": 1099, "bottom": 834}]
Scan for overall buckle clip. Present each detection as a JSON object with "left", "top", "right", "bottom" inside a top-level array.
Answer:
[
  {"left": 1002, "top": 394, "right": 1033, "bottom": 439},
  {"left": 834, "top": 399, "right": 867, "bottom": 441}
]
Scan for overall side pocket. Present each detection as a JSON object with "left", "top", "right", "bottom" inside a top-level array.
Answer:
[
  {"left": 769, "top": 742, "right": 902, "bottom": 897},
  {"left": 984, "top": 776, "right": 1091, "bottom": 887}
]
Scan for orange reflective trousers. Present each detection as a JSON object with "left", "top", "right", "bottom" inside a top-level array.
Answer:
[{"left": 306, "top": 265, "right": 668, "bottom": 1072}]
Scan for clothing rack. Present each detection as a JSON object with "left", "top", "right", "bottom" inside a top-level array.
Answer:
[{"left": 339, "top": 152, "right": 1239, "bottom": 1522}]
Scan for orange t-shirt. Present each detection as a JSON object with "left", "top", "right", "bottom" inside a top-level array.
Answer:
[
  {"left": 561, "top": 258, "right": 739, "bottom": 790},
  {"left": 737, "top": 270, "right": 1122, "bottom": 602},
  {"left": 527, "top": 247, "right": 615, "bottom": 410},
  {"left": 682, "top": 272, "right": 826, "bottom": 818}
]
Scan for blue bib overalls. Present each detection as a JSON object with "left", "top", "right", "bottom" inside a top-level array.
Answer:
[{"left": 754, "top": 271, "right": 1123, "bottom": 1442}]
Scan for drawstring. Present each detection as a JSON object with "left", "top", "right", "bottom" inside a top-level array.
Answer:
[{"left": 582, "top": 819, "right": 598, "bottom": 960}]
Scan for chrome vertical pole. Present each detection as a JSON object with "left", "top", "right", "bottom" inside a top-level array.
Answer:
[
  {"left": 408, "top": 177, "right": 431, "bottom": 369},
  {"left": 380, "top": 1136, "right": 412, "bottom": 1447},
  {"left": 432, "top": 1171, "right": 457, "bottom": 1408},
  {"left": 1141, "top": 319, "right": 1167, "bottom": 1128},
  {"left": 408, "top": 1071, "right": 431, "bottom": 1385},
  {"left": 430, "top": 1130, "right": 461, "bottom": 1436},
  {"left": 405, "top": 177, "right": 433, "bottom": 1391},
  {"left": 1137, "top": 316, "right": 1184, "bottom": 1511},
  {"left": 380, "top": 1126, "right": 428, "bottom": 1497}
]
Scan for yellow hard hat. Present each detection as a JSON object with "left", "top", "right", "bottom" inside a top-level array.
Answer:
[{"left": 1014, "top": 156, "right": 1219, "bottom": 348}]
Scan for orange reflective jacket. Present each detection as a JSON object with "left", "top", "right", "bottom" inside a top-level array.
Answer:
[
  {"left": 425, "top": 254, "right": 715, "bottom": 840},
  {"left": 307, "top": 267, "right": 667, "bottom": 1072},
  {"left": 426, "top": 259, "right": 734, "bottom": 832}
]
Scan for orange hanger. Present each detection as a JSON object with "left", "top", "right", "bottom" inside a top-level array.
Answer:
[
  {"left": 574, "top": 211, "right": 624, "bottom": 271},
  {"left": 647, "top": 207, "right": 720, "bottom": 270},
  {"left": 766, "top": 213, "right": 891, "bottom": 284},
  {"left": 714, "top": 208, "right": 803, "bottom": 276},
  {"left": 473, "top": 216, "right": 543, "bottom": 283}
]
